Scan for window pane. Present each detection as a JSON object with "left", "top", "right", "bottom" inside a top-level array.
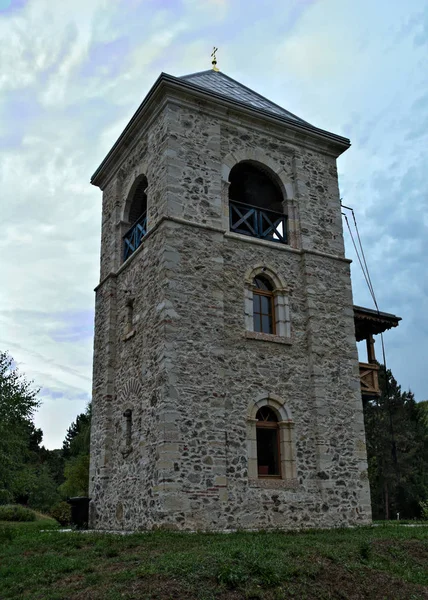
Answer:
[
  {"left": 261, "top": 314, "right": 273, "bottom": 334},
  {"left": 254, "top": 313, "right": 262, "bottom": 332},
  {"left": 254, "top": 276, "right": 272, "bottom": 291},
  {"left": 261, "top": 295, "right": 271, "bottom": 315},
  {"left": 253, "top": 294, "right": 261, "bottom": 313},
  {"left": 256, "top": 407, "right": 278, "bottom": 422},
  {"left": 257, "top": 427, "right": 280, "bottom": 476}
]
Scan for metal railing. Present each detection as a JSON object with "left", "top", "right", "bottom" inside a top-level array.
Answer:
[
  {"left": 229, "top": 200, "right": 288, "bottom": 244},
  {"left": 123, "top": 213, "right": 147, "bottom": 261}
]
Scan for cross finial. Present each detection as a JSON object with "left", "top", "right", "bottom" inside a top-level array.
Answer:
[{"left": 211, "top": 46, "right": 219, "bottom": 71}]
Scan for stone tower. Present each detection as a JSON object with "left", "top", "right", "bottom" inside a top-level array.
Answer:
[{"left": 89, "top": 68, "right": 372, "bottom": 531}]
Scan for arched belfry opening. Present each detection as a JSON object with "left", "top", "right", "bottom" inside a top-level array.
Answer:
[
  {"left": 228, "top": 161, "right": 287, "bottom": 243},
  {"left": 128, "top": 177, "right": 147, "bottom": 224},
  {"left": 229, "top": 161, "right": 283, "bottom": 212},
  {"left": 123, "top": 176, "right": 148, "bottom": 261}
]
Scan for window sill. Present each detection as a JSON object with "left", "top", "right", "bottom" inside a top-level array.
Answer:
[
  {"left": 123, "top": 329, "right": 136, "bottom": 342},
  {"left": 244, "top": 331, "right": 292, "bottom": 345},
  {"left": 249, "top": 478, "right": 298, "bottom": 490}
]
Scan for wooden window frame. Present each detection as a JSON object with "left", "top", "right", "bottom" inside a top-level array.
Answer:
[
  {"left": 253, "top": 284, "right": 276, "bottom": 335},
  {"left": 256, "top": 407, "right": 281, "bottom": 478},
  {"left": 256, "top": 420, "right": 281, "bottom": 478}
]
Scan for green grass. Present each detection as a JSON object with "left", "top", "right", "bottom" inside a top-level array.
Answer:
[{"left": 0, "top": 522, "right": 427, "bottom": 599}]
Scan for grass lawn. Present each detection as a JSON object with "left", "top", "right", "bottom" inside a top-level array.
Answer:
[{"left": 0, "top": 520, "right": 427, "bottom": 599}]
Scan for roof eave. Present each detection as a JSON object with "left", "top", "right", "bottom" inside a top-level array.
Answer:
[
  {"left": 353, "top": 305, "right": 402, "bottom": 341},
  {"left": 91, "top": 72, "right": 351, "bottom": 188}
]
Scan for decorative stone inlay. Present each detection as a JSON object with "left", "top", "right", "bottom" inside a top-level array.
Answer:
[{"left": 118, "top": 378, "right": 143, "bottom": 403}]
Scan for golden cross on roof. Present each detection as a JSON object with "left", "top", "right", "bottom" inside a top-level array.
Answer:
[{"left": 211, "top": 46, "right": 219, "bottom": 71}]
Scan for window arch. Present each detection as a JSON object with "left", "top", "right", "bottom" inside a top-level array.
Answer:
[
  {"left": 244, "top": 267, "right": 291, "bottom": 340},
  {"left": 247, "top": 396, "right": 297, "bottom": 484},
  {"left": 228, "top": 161, "right": 287, "bottom": 244},
  {"left": 123, "top": 176, "right": 148, "bottom": 261}
]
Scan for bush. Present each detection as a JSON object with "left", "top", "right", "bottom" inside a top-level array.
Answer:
[
  {"left": 420, "top": 500, "right": 428, "bottom": 521},
  {"left": 0, "top": 504, "right": 37, "bottom": 522},
  {"left": 50, "top": 501, "right": 71, "bottom": 526},
  {"left": 0, "top": 489, "right": 13, "bottom": 505}
]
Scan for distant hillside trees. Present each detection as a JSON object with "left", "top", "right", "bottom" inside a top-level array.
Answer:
[
  {"left": 0, "top": 351, "right": 60, "bottom": 510},
  {"left": 0, "top": 350, "right": 91, "bottom": 514}
]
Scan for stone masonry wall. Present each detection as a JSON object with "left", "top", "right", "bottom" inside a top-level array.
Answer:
[{"left": 89, "top": 92, "right": 371, "bottom": 531}]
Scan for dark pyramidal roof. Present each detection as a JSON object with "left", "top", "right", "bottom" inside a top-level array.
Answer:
[
  {"left": 180, "top": 69, "right": 309, "bottom": 124},
  {"left": 91, "top": 67, "right": 351, "bottom": 186}
]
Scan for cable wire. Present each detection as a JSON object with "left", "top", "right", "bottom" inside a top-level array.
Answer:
[{"left": 341, "top": 202, "right": 398, "bottom": 470}]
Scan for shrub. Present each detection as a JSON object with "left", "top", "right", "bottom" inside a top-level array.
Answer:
[
  {"left": 0, "top": 504, "right": 37, "bottom": 522},
  {"left": 420, "top": 500, "right": 428, "bottom": 521},
  {"left": 50, "top": 501, "right": 71, "bottom": 526},
  {"left": 0, "top": 489, "right": 13, "bottom": 505}
]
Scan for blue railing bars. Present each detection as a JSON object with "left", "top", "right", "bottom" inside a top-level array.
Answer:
[
  {"left": 229, "top": 200, "right": 287, "bottom": 244},
  {"left": 123, "top": 213, "right": 147, "bottom": 261}
]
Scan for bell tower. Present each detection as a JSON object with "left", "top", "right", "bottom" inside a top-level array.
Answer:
[{"left": 89, "top": 66, "right": 372, "bottom": 530}]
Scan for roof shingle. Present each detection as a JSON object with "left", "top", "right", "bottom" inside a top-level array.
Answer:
[{"left": 180, "top": 70, "right": 308, "bottom": 124}]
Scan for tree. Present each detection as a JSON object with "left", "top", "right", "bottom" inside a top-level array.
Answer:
[
  {"left": 60, "top": 403, "right": 91, "bottom": 498},
  {"left": 364, "top": 366, "right": 428, "bottom": 520},
  {"left": 62, "top": 404, "right": 91, "bottom": 458},
  {"left": 0, "top": 351, "right": 41, "bottom": 504},
  {"left": 418, "top": 400, "right": 428, "bottom": 428}
]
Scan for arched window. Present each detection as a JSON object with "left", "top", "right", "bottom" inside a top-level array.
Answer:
[
  {"left": 228, "top": 161, "right": 287, "bottom": 244},
  {"left": 244, "top": 267, "right": 291, "bottom": 341},
  {"left": 123, "top": 176, "right": 148, "bottom": 261},
  {"left": 256, "top": 406, "right": 280, "bottom": 477},
  {"left": 253, "top": 275, "right": 275, "bottom": 335},
  {"left": 247, "top": 396, "right": 297, "bottom": 486}
]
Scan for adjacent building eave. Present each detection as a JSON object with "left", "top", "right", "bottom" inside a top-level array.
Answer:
[
  {"left": 354, "top": 305, "right": 401, "bottom": 341},
  {"left": 90, "top": 72, "right": 351, "bottom": 189}
]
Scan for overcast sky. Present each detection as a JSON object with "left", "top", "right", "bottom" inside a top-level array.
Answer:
[{"left": 1, "top": 0, "right": 427, "bottom": 449}]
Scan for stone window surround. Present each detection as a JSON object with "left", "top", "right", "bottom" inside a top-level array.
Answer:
[
  {"left": 247, "top": 394, "right": 297, "bottom": 488},
  {"left": 244, "top": 264, "right": 291, "bottom": 342},
  {"left": 123, "top": 296, "right": 136, "bottom": 341},
  {"left": 121, "top": 408, "right": 133, "bottom": 457}
]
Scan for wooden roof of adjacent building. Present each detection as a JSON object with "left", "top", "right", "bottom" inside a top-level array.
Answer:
[{"left": 354, "top": 305, "right": 401, "bottom": 341}]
